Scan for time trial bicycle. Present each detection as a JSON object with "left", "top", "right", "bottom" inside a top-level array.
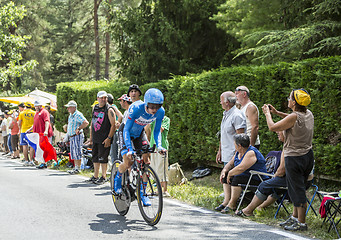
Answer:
[{"left": 110, "top": 145, "right": 163, "bottom": 226}]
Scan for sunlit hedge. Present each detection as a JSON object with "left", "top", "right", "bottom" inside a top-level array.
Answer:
[{"left": 56, "top": 56, "right": 341, "bottom": 177}]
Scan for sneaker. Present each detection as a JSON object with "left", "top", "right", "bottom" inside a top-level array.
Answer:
[
  {"left": 163, "top": 192, "right": 171, "bottom": 197},
  {"left": 85, "top": 176, "right": 98, "bottom": 183},
  {"left": 67, "top": 169, "right": 80, "bottom": 174},
  {"left": 279, "top": 216, "right": 298, "bottom": 227},
  {"left": 95, "top": 176, "right": 107, "bottom": 185},
  {"left": 284, "top": 222, "right": 308, "bottom": 231},
  {"left": 23, "top": 161, "right": 30, "bottom": 166},
  {"left": 27, "top": 161, "right": 36, "bottom": 167},
  {"left": 114, "top": 173, "right": 122, "bottom": 194},
  {"left": 36, "top": 163, "right": 47, "bottom": 169}
]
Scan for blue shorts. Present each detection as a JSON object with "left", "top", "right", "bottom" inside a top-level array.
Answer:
[
  {"left": 70, "top": 134, "right": 84, "bottom": 160},
  {"left": 118, "top": 123, "right": 149, "bottom": 157},
  {"left": 20, "top": 133, "right": 28, "bottom": 146}
]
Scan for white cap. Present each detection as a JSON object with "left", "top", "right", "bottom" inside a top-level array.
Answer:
[
  {"left": 64, "top": 100, "right": 77, "bottom": 108},
  {"left": 97, "top": 91, "right": 108, "bottom": 98},
  {"left": 34, "top": 100, "right": 42, "bottom": 106}
]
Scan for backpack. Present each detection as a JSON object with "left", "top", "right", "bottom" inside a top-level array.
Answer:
[{"left": 168, "top": 163, "right": 187, "bottom": 185}]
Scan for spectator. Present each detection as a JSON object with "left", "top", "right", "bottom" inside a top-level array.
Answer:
[
  {"left": 4, "top": 110, "right": 12, "bottom": 156},
  {"left": 148, "top": 115, "right": 171, "bottom": 197},
  {"left": 262, "top": 88, "right": 314, "bottom": 231},
  {"left": 117, "top": 94, "right": 132, "bottom": 159},
  {"left": 127, "top": 84, "right": 142, "bottom": 103},
  {"left": 9, "top": 110, "right": 20, "bottom": 159},
  {"left": 219, "top": 134, "right": 268, "bottom": 213},
  {"left": 27, "top": 100, "right": 54, "bottom": 169},
  {"left": 237, "top": 132, "right": 315, "bottom": 217},
  {"left": 235, "top": 86, "right": 260, "bottom": 149},
  {"left": 18, "top": 102, "right": 35, "bottom": 166},
  {"left": 45, "top": 105, "right": 55, "bottom": 130},
  {"left": 85, "top": 91, "right": 116, "bottom": 184},
  {"left": 0, "top": 114, "right": 9, "bottom": 154},
  {"left": 118, "top": 94, "right": 132, "bottom": 125},
  {"left": 107, "top": 93, "right": 123, "bottom": 163},
  {"left": 215, "top": 91, "right": 246, "bottom": 213},
  {"left": 65, "top": 100, "right": 89, "bottom": 174}
]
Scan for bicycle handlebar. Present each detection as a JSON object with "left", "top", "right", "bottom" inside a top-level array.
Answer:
[{"left": 135, "top": 144, "right": 156, "bottom": 156}]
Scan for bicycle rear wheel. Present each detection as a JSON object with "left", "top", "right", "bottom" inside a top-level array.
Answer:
[
  {"left": 110, "top": 160, "right": 131, "bottom": 216},
  {"left": 137, "top": 165, "right": 163, "bottom": 225}
]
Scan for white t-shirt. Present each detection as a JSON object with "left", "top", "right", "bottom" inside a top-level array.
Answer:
[{"left": 220, "top": 106, "right": 246, "bottom": 163}]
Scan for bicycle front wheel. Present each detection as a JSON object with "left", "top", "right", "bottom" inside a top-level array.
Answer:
[
  {"left": 110, "top": 160, "right": 131, "bottom": 216},
  {"left": 137, "top": 165, "right": 163, "bottom": 225}
]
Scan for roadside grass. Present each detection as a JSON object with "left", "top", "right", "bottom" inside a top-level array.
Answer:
[{"left": 168, "top": 170, "right": 341, "bottom": 240}]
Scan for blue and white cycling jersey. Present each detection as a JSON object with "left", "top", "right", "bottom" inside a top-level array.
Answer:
[{"left": 123, "top": 100, "right": 165, "bottom": 152}]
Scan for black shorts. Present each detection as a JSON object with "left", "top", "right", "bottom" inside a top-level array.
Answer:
[
  {"left": 92, "top": 142, "right": 111, "bottom": 163},
  {"left": 285, "top": 149, "right": 314, "bottom": 207},
  {"left": 118, "top": 123, "right": 149, "bottom": 156}
]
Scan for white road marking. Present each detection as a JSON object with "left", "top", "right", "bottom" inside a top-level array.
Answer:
[
  {"left": 163, "top": 198, "right": 212, "bottom": 214},
  {"left": 267, "top": 230, "right": 312, "bottom": 240}
]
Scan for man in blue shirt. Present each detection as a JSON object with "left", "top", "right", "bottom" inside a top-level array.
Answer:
[
  {"left": 65, "top": 100, "right": 89, "bottom": 174},
  {"left": 114, "top": 88, "right": 166, "bottom": 206}
]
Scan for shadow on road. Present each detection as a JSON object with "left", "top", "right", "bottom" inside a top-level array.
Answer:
[{"left": 89, "top": 213, "right": 156, "bottom": 234}]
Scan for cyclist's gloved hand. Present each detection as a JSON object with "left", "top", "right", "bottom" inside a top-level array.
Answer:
[{"left": 127, "top": 149, "right": 136, "bottom": 156}]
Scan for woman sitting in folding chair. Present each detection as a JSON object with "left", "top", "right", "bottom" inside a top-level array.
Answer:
[
  {"left": 262, "top": 89, "right": 314, "bottom": 231},
  {"left": 218, "top": 133, "right": 269, "bottom": 213}
]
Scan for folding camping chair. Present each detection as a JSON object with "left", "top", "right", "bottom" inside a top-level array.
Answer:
[
  {"left": 318, "top": 191, "right": 341, "bottom": 238},
  {"left": 236, "top": 151, "right": 282, "bottom": 212},
  {"left": 274, "top": 183, "right": 319, "bottom": 219}
]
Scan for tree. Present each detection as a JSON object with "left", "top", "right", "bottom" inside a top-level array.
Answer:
[
  {"left": 0, "top": 1, "right": 37, "bottom": 92},
  {"left": 212, "top": 0, "right": 341, "bottom": 64},
  {"left": 109, "top": 0, "right": 239, "bottom": 85}
]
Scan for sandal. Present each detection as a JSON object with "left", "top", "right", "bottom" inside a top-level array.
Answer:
[
  {"left": 221, "top": 206, "right": 236, "bottom": 214},
  {"left": 215, "top": 204, "right": 226, "bottom": 211},
  {"left": 236, "top": 210, "right": 253, "bottom": 217}
]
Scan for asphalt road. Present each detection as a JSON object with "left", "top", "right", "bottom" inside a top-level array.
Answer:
[{"left": 0, "top": 155, "right": 314, "bottom": 240}]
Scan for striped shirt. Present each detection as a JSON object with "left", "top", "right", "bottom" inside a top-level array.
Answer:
[{"left": 67, "top": 110, "right": 87, "bottom": 136}]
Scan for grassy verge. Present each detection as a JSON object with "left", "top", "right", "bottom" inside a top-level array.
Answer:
[{"left": 167, "top": 170, "right": 341, "bottom": 240}]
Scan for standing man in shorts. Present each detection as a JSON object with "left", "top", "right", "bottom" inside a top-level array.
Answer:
[
  {"left": 65, "top": 100, "right": 89, "bottom": 174},
  {"left": 26, "top": 100, "right": 54, "bottom": 169},
  {"left": 147, "top": 115, "right": 170, "bottom": 197},
  {"left": 85, "top": 91, "right": 116, "bottom": 184},
  {"left": 18, "top": 102, "right": 35, "bottom": 166}
]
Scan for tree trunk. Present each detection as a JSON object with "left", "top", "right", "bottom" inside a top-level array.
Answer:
[
  {"left": 104, "top": 0, "right": 112, "bottom": 80},
  {"left": 94, "top": 0, "right": 100, "bottom": 80}
]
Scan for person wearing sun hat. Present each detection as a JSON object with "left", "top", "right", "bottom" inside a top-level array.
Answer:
[{"left": 262, "top": 88, "right": 313, "bottom": 231}]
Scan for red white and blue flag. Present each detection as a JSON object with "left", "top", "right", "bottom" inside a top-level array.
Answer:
[{"left": 24, "top": 133, "right": 57, "bottom": 163}]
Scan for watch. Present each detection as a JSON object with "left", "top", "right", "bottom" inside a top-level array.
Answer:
[{"left": 108, "top": 136, "right": 112, "bottom": 140}]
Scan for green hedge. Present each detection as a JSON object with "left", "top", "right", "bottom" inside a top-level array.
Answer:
[{"left": 56, "top": 56, "right": 341, "bottom": 177}]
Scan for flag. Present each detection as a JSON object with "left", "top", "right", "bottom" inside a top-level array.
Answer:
[{"left": 24, "top": 133, "right": 57, "bottom": 163}]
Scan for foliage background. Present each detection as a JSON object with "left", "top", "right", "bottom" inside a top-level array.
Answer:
[{"left": 56, "top": 55, "right": 341, "bottom": 177}]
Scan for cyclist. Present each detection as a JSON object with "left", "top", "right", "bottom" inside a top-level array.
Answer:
[{"left": 114, "top": 88, "right": 167, "bottom": 206}]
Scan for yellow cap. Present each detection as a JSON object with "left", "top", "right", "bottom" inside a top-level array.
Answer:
[
  {"left": 24, "top": 102, "right": 33, "bottom": 108},
  {"left": 8, "top": 110, "right": 13, "bottom": 115},
  {"left": 293, "top": 89, "right": 311, "bottom": 106}
]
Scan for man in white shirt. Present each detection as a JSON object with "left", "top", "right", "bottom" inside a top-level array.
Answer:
[{"left": 235, "top": 86, "right": 260, "bottom": 149}]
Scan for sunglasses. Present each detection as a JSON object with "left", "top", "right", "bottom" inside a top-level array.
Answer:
[{"left": 147, "top": 103, "right": 162, "bottom": 110}]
